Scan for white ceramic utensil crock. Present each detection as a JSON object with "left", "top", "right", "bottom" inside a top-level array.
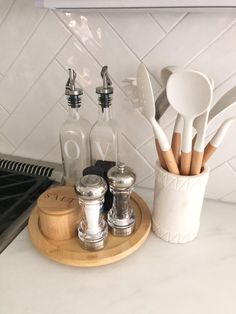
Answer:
[{"left": 152, "top": 162, "right": 209, "bottom": 243}]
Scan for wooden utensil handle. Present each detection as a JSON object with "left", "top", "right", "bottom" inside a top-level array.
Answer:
[
  {"left": 180, "top": 152, "right": 192, "bottom": 175},
  {"left": 192, "top": 134, "right": 196, "bottom": 150},
  {"left": 190, "top": 151, "right": 204, "bottom": 175},
  {"left": 155, "top": 139, "right": 167, "bottom": 170},
  {"left": 162, "top": 149, "right": 180, "bottom": 175},
  {"left": 202, "top": 143, "right": 217, "bottom": 166},
  {"left": 171, "top": 132, "right": 181, "bottom": 164}
]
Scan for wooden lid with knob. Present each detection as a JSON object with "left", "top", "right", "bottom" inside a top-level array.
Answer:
[{"left": 37, "top": 186, "right": 79, "bottom": 215}]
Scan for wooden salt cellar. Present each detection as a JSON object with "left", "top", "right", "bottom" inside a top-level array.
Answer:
[{"left": 37, "top": 186, "right": 81, "bottom": 241}]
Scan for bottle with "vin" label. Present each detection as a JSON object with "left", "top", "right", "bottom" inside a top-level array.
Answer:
[
  {"left": 90, "top": 66, "right": 118, "bottom": 166},
  {"left": 60, "top": 69, "right": 91, "bottom": 186}
]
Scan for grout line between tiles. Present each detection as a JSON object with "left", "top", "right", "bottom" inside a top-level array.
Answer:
[
  {"left": 209, "top": 158, "right": 236, "bottom": 172},
  {"left": 41, "top": 141, "right": 60, "bottom": 161},
  {"left": 135, "top": 184, "right": 154, "bottom": 192},
  {"left": 0, "top": 9, "right": 48, "bottom": 76},
  {"left": 59, "top": 100, "right": 67, "bottom": 111},
  {"left": 219, "top": 188, "right": 236, "bottom": 202},
  {"left": 184, "top": 19, "right": 236, "bottom": 68},
  {"left": 205, "top": 197, "right": 236, "bottom": 205},
  {"left": 0, "top": 0, "right": 16, "bottom": 28},
  {"left": 101, "top": 13, "right": 146, "bottom": 60},
  {"left": 141, "top": 12, "right": 188, "bottom": 61},
  {"left": 0, "top": 104, "right": 10, "bottom": 116},
  {"left": 148, "top": 13, "right": 167, "bottom": 33},
  {"left": 55, "top": 11, "right": 161, "bottom": 97},
  {"left": 136, "top": 172, "right": 155, "bottom": 187},
  {"left": 3, "top": 34, "right": 74, "bottom": 151},
  {"left": 102, "top": 12, "right": 165, "bottom": 62},
  {"left": 149, "top": 12, "right": 189, "bottom": 35},
  {"left": 227, "top": 161, "right": 236, "bottom": 173},
  {"left": 0, "top": 105, "right": 10, "bottom": 127},
  {"left": 137, "top": 134, "right": 154, "bottom": 150},
  {"left": 55, "top": 31, "right": 152, "bottom": 149},
  {"left": 228, "top": 156, "right": 236, "bottom": 166},
  {"left": 121, "top": 132, "right": 155, "bottom": 173},
  {"left": 54, "top": 11, "right": 104, "bottom": 67},
  {"left": 0, "top": 130, "right": 16, "bottom": 149},
  {"left": 1, "top": 33, "right": 72, "bottom": 133},
  {"left": 12, "top": 98, "right": 64, "bottom": 155},
  {"left": 54, "top": 13, "right": 157, "bottom": 140},
  {"left": 0, "top": 102, "right": 10, "bottom": 116},
  {"left": 101, "top": 13, "right": 161, "bottom": 90},
  {"left": 214, "top": 71, "right": 236, "bottom": 91},
  {"left": 137, "top": 150, "right": 156, "bottom": 173}
]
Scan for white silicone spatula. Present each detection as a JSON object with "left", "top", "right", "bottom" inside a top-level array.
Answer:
[
  {"left": 137, "top": 63, "right": 179, "bottom": 175},
  {"left": 202, "top": 117, "right": 236, "bottom": 167},
  {"left": 208, "top": 86, "right": 236, "bottom": 124},
  {"left": 166, "top": 70, "right": 212, "bottom": 175},
  {"left": 190, "top": 78, "right": 214, "bottom": 175}
]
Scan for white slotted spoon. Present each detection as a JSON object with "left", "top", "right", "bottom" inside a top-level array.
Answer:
[{"left": 137, "top": 63, "right": 179, "bottom": 175}]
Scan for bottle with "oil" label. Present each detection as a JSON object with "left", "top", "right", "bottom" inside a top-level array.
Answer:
[
  {"left": 60, "top": 68, "right": 91, "bottom": 186},
  {"left": 90, "top": 66, "right": 118, "bottom": 166}
]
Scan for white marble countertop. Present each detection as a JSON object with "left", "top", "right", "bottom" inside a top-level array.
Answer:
[{"left": 1, "top": 189, "right": 236, "bottom": 314}]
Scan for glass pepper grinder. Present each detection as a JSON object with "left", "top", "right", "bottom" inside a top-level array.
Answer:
[
  {"left": 107, "top": 163, "right": 136, "bottom": 236},
  {"left": 60, "top": 68, "right": 91, "bottom": 186},
  {"left": 90, "top": 65, "right": 118, "bottom": 166},
  {"left": 75, "top": 175, "right": 108, "bottom": 251}
]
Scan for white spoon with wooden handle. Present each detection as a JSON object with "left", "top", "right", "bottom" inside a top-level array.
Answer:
[
  {"left": 167, "top": 70, "right": 212, "bottom": 175},
  {"left": 160, "top": 66, "right": 183, "bottom": 164}
]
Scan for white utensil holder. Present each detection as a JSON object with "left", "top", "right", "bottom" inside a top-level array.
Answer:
[{"left": 152, "top": 162, "right": 209, "bottom": 243}]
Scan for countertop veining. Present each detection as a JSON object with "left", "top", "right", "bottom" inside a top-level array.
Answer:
[{"left": 0, "top": 190, "right": 236, "bottom": 314}]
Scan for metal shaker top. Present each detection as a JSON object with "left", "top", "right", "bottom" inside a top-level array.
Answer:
[
  {"left": 107, "top": 163, "right": 136, "bottom": 190},
  {"left": 75, "top": 175, "right": 107, "bottom": 201}
]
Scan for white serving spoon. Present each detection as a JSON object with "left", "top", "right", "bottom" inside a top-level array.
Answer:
[
  {"left": 166, "top": 70, "right": 212, "bottom": 175},
  {"left": 160, "top": 66, "right": 183, "bottom": 164},
  {"left": 202, "top": 116, "right": 236, "bottom": 166},
  {"left": 137, "top": 63, "right": 179, "bottom": 175},
  {"left": 160, "top": 66, "right": 213, "bottom": 167}
]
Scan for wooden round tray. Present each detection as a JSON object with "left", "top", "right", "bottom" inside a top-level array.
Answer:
[{"left": 28, "top": 192, "right": 151, "bottom": 267}]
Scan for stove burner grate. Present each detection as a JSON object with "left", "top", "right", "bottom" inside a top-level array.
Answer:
[{"left": 0, "top": 167, "right": 53, "bottom": 252}]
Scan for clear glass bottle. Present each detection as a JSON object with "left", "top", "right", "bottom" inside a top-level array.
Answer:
[
  {"left": 60, "top": 69, "right": 91, "bottom": 186},
  {"left": 90, "top": 66, "right": 118, "bottom": 166}
]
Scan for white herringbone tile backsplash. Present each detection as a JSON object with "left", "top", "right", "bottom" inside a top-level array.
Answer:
[{"left": 0, "top": 0, "right": 236, "bottom": 203}]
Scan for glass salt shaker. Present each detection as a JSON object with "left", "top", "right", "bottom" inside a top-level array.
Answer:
[
  {"left": 75, "top": 175, "right": 108, "bottom": 251},
  {"left": 107, "top": 163, "right": 136, "bottom": 236}
]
